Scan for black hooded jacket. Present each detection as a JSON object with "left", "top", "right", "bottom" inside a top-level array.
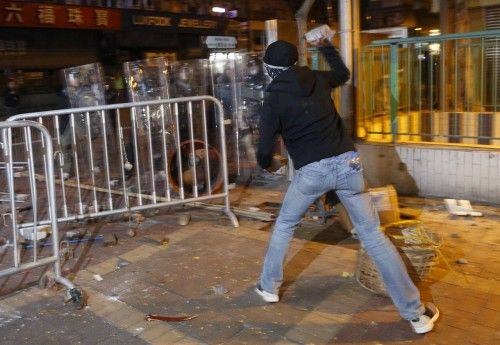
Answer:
[{"left": 257, "top": 45, "right": 355, "bottom": 170}]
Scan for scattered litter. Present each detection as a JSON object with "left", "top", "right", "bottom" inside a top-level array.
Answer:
[
  {"left": 248, "top": 207, "right": 261, "bottom": 212},
  {"left": 0, "top": 308, "right": 22, "bottom": 327},
  {"left": 456, "top": 258, "right": 468, "bottom": 265},
  {"left": 160, "top": 237, "right": 169, "bottom": 246},
  {"left": 93, "top": 274, "right": 103, "bottom": 281},
  {"left": 103, "top": 233, "right": 118, "bottom": 247},
  {"left": 341, "top": 272, "right": 354, "bottom": 278},
  {"left": 211, "top": 284, "right": 228, "bottom": 295},
  {"left": 59, "top": 241, "right": 74, "bottom": 260},
  {"left": 445, "top": 199, "right": 483, "bottom": 217},
  {"left": 145, "top": 314, "right": 198, "bottom": 322},
  {"left": 132, "top": 213, "right": 145, "bottom": 223},
  {"left": 65, "top": 230, "right": 83, "bottom": 239},
  {"left": 116, "top": 259, "right": 130, "bottom": 269},
  {"left": 177, "top": 213, "right": 191, "bottom": 226},
  {"left": 19, "top": 226, "right": 51, "bottom": 241},
  {"left": 126, "top": 228, "right": 137, "bottom": 238},
  {"left": 107, "top": 294, "right": 120, "bottom": 301}
]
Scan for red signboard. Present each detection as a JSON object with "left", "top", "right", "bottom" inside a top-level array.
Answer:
[{"left": 0, "top": 1, "right": 121, "bottom": 30}]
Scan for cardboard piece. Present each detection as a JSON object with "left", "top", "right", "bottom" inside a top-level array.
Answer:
[
  {"left": 369, "top": 185, "right": 400, "bottom": 225},
  {"left": 336, "top": 185, "right": 400, "bottom": 233}
]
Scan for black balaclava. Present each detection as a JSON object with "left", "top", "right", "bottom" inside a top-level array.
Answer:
[{"left": 264, "top": 64, "right": 289, "bottom": 80}]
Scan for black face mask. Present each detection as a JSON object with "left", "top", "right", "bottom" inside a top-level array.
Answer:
[{"left": 265, "top": 65, "right": 286, "bottom": 80}]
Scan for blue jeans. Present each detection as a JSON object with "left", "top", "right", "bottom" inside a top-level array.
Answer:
[{"left": 259, "top": 151, "right": 425, "bottom": 320}]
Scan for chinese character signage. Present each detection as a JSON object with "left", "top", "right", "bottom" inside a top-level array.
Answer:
[{"left": 0, "top": 1, "right": 121, "bottom": 30}]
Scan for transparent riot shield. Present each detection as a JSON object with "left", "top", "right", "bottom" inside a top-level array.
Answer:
[
  {"left": 170, "top": 59, "right": 210, "bottom": 142},
  {"left": 168, "top": 59, "right": 224, "bottom": 196},
  {"left": 123, "top": 57, "right": 175, "bottom": 202},
  {"left": 237, "top": 53, "right": 270, "bottom": 169},
  {"left": 209, "top": 52, "right": 240, "bottom": 182},
  {"left": 61, "top": 62, "right": 121, "bottom": 211}
]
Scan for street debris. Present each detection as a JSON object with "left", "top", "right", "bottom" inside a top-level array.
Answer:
[
  {"left": 65, "top": 230, "right": 83, "bottom": 239},
  {"left": 126, "top": 228, "right": 137, "bottom": 237},
  {"left": 160, "top": 238, "right": 170, "bottom": 247},
  {"left": 19, "top": 226, "right": 51, "bottom": 241},
  {"left": 116, "top": 259, "right": 130, "bottom": 269},
  {"left": 132, "top": 213, "right": 145, "bottom": 223},
  {"left": 177, "top": 213, "right": 191, "bottom": 226},
  {"left": 445, "top": 199, "right": 483, "bottom": 217},
  {"left": 456, "top": 258, "right": 468, "bottom": 265},
  {"left": 59, "top": 240, "right": 74, "bottom": 260},
  {"left": 145, "top": 314, "right": 198, "bottom": 322},
  {"left": 93, "top": 274, "right": 103, "bottom": 281},
  {"left": 210, "top": 284, "right": 229, "bottom": 295},
  {"left": 103, "top": 233, "right": 118, "bottom": 247}
]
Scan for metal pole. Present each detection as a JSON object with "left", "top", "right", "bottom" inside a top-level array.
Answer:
[
  {"left": 390, "top": 44, "right": 399, "bottom": 143},
  {"left": 339, "top": 0, "right": 354, "bottom": 137}
]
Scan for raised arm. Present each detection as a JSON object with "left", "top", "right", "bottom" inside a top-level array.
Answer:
[{"left": 317, "top": 43, "right": 350, "bottom": 88}]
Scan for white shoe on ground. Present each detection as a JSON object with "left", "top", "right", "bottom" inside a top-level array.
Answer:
[
  {"left": 410, "top": 302, "right": 440, "bottom": 334},
  {"left": 255, "top": 284, "right": 279, "bottom": 303}
]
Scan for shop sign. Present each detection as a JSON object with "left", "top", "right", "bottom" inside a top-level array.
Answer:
[
  {"left": 204, "top": 36, "right": 237, "bottom": 49},
  {"left": 123, "top": 10, "right": 223, "bottom": 33},
  {"left": 178, "top": 18, "right": 218, "bottom": 30},
  {"left": 0, "top": 39, "right": 26, "bottom": 55},
  {"left": 0, "top": 1, "right": 121, "bottom": 30},
  {"left": 131, "top": 14, "right": 172, "bottom": 27}
]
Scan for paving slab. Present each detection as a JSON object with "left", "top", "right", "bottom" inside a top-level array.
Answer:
[{"left": 0, "top": 181, "right": 499, "bottom": 344}]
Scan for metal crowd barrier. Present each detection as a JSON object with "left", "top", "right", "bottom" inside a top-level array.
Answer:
[
  {"left": 0, "top": 120, "right": 83, "bottom": 307},
  {"left": 7, "top": 96, "right": 239, "bottom": 229},
  {"left": 359, "top": 29, "right": 500, "bottom": 146}
]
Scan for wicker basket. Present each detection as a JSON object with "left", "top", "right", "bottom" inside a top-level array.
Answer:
[{"left": 356, "top": 220, "right": 440, "bottom": 296}]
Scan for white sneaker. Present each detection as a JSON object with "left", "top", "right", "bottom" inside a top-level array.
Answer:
[
  {"left": 255, "top": 284, "right": 279, "bottom": 303},
  {"left": 410, "top": 303, "right": 440, "bottom": 334}
]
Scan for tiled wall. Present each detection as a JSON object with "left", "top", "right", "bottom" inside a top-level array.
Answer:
[{"left": 356, "top": 143, "right": 500, "bottom": 204}]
